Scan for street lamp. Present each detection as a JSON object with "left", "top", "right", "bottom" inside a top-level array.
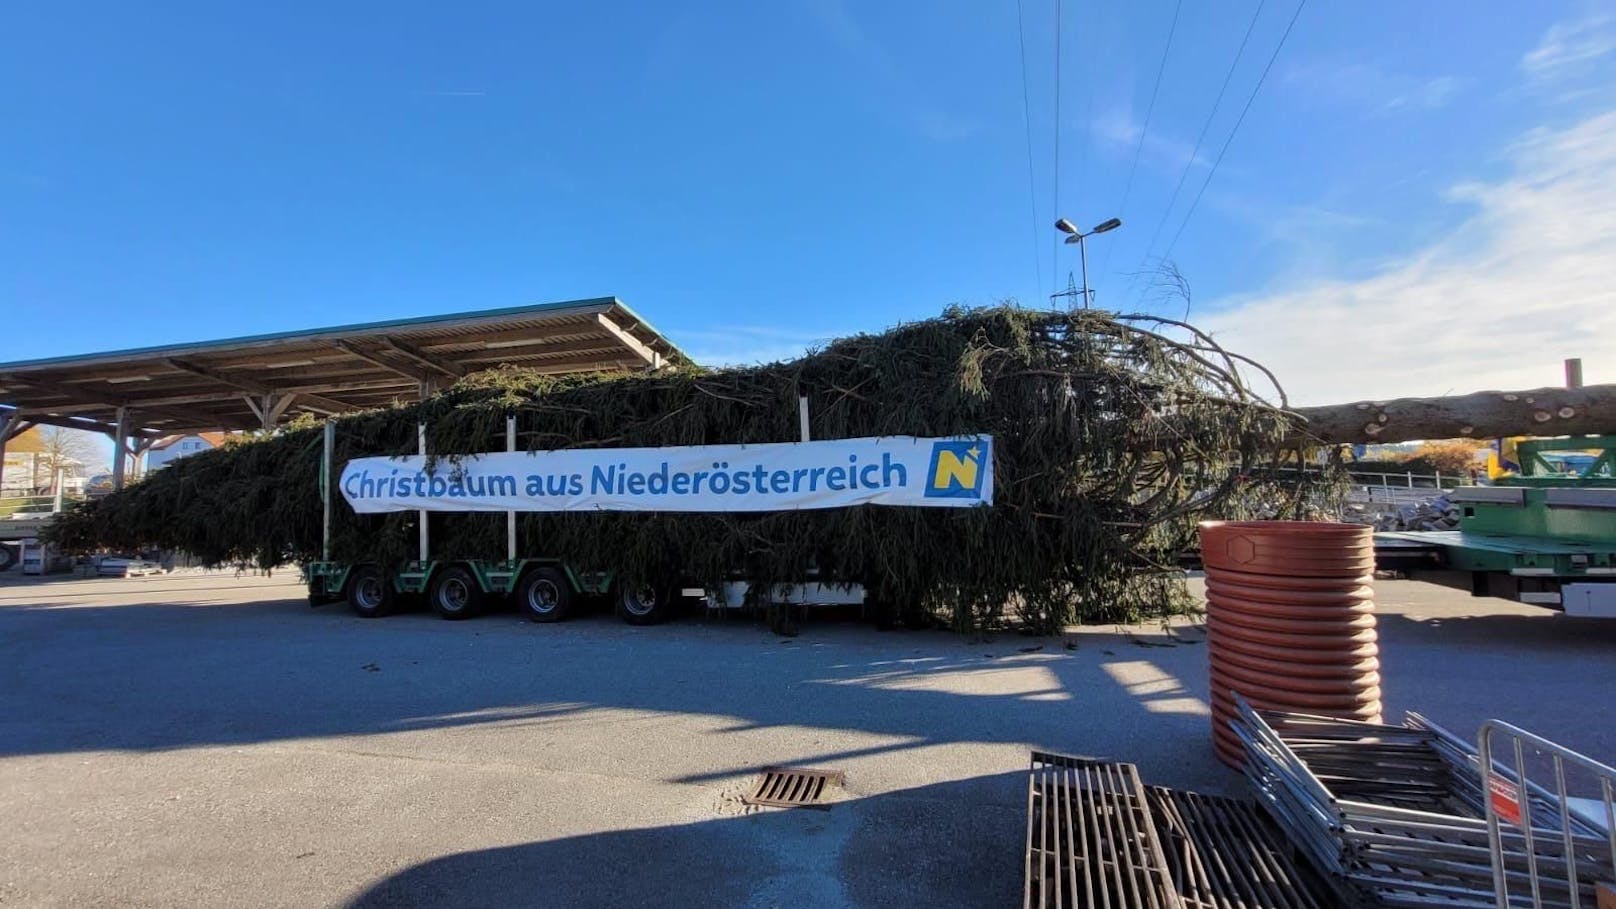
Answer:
[{"left": 1054, "top": 217, "right": 1122, "bottom": 309}]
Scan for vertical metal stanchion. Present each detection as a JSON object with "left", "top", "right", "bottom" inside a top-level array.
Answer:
[
  {"left": 798, "top": 395, "right": 810, "bottom": 443},
  {"left": 506, "top": 414, "right": 517, "bottom": 564},
  {"left": 322, "top": 421, "right": 334, "bottom": 562},
  {"left": 418, "top": 423, "right": 429, "bottom": 564}
]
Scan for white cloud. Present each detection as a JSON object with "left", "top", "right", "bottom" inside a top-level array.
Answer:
[
  {"left": 1199, "top": 108, "right": 1616, "bottom": 406},
  {"left": 1285, "top": 59, "right": 1462, "bottom": 114},
  {"left": 1092, "top": 109, "right": 1207, "bottom": 172},
  {"left": 1522, "top": 14, "right": 1616, "bottom": 82}
]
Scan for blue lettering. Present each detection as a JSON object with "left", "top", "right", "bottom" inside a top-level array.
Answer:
[
  {"left": 591, "top": 465, "right": 615, "bottom": 495},
  {"left": 489, "top": 475, "right": 516, "bottom": 497},
  {"left": 882, "top": 453, "right": 906, "bottom": 487},
  {"left": 526, "top": 474, "right": 544, "bottom": 496},
  {"left": 627, "top": 473, "right": 647, "bottom": 495},
  {"left": 792, "top": 468, "right": 809, "bottom": 491},
  {"left": 428, "top": 475, "right": 447, "bottom": 497},
  {"left": 671, "top": 473, "right": 691, "bottom": 495},
  {"left": 545, "top": 474, "right": 570, "bottom": 496},
  {"left": 399, "top": 481, "right": 412, "bottom": 498},
  {"left": 647, "top": 463, "right": 669, "bottom": 495},
  {"left": 771, "top": 470, "right": 791, "bottom": 494},
  {"left": 692, "top": 470, "right": 708, "bottom": 494},
  {"left": 710, "top": 470, "right": 730, "bottom": 494},
  {"left": 826, "top": 466, "right": 846, "bottom": 491},
  {"left": 860, "top": 464, "right": 879, "bottom": 488},
  {"left": 568, "top": 474, "right": 584, "bottom": 496},
  {"left": 732, "top": 470, "right": 751, "bottom": 495},
  {"left": 808, "top": 466, "right": 825, "bottom": 491},
  {"left": 345, "top": 472, "right": 362, "bottom": 498}
]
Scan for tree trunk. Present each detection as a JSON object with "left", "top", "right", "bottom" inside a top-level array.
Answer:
[{"left": 1290, "top": 384, "right": 1616, "bottom": 446}]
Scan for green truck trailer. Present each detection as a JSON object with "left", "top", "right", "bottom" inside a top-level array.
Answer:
[{"left": 1375, "top": 436, "right": 1616, "bottom": 617}]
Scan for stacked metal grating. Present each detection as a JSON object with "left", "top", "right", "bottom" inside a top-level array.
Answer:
[
  {"left": 1024, "top": 751, "right": 1329, "bottom": 909},
  {"left": 1232, "top": 697, "right": 1616, "bottom": 908}
]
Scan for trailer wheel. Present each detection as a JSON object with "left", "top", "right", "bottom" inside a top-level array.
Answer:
[
  {"left": 517, "top": 567, "right": 573, "bottom": 623},
  {"left": 346, "top": 566, "right": 396, "bottom": 618},
  {"left": 616, "top": 579, "right": 673, "bottom": 626},
  {"left": 429, "top": 566, "right": 484, "bottom": 620}
]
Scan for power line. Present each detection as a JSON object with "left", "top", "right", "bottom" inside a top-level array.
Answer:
[
  {"left": 1095, "top": 0, "right": 1183, "bottom": 295},
  {"left": 1050, "top": 0, "right": 1063, "bottom": 296},
  {"left": 1132, "top": 0, "right": 1268, "bottom": 285},
  {"left": 1159, "top": 0, "right": 1307, "bottom": 277},
  {"left": 1015, "top": 0, "right": 1044, "bottom": 297}
]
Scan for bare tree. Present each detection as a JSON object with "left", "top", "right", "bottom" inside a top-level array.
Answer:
[{"left": 32, "top": 427, "right": 106, "bottom": 492}]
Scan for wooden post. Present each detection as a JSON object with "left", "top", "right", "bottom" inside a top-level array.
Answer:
[
  {"left": 112, "top": 407, "right": 129, "bottom": 491},
  {"left": 0, "top": 408, "right": 12, "bottom": 495}
]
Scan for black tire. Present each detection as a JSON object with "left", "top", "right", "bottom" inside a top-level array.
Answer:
[
  {"left": 345, "top": 566, "right": 396, "bottom": 618},
  {"left": 517, "top": 566, "right": 574, "bottom": 623},
  {"left": 615, "top": 578, "right": 673, "bottom": 626},
  {"left": 0, "top": 544, "right": 17, "bottom": 572},
  {"left": 429, "top": 565, "right": 485, "bottom": 621}
]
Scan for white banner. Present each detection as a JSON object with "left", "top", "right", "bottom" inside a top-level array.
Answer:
[{"left": 340, "top": 436, "right": 992, "bottom": 514}]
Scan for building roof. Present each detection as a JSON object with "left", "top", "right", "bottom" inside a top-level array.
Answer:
[
  {"left": 0, "top": 297, "right": 687, "bottom": 437},
  {"left": 4, "top": 426, "right": 48, "bottom": 454},
  {"left": 149, "top": 431, "right": 232, "bottom": 452}
]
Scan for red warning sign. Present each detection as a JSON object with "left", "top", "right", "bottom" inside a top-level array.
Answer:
[{"left": 1488, "top": 773, "right": 1522, "bottom": 827}]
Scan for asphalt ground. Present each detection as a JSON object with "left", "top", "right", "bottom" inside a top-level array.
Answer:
[{"left": 0, "top": 569, "right": 1613, "bottom": 908}]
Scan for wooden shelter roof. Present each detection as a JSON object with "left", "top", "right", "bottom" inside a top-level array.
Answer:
[{"left": 0, "top": 297, "right": 686, "bottom": 437}]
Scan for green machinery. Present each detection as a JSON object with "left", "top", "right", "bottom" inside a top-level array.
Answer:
[{"left": 1375, "top": 435, "right": 1616, "bottom": 617}]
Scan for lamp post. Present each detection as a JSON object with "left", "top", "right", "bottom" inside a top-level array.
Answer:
[{"left": 1054, "top": 217, "right": 1122, "bottom": 309}]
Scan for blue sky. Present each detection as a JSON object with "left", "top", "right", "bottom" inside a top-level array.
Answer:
[{"left": 5, "top": 1, "right": 1616, "bottom": 407}]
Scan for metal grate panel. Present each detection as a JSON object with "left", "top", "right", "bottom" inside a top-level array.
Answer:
[
  {"left": 1146, "top": 786, "right": 1330, "bottom": 909},
  {"left": 741, "top": 767, "right": 844, "bottom": 809},
  {"left": 1025, "top": 752, "right": 1178, "bottom": 909}
]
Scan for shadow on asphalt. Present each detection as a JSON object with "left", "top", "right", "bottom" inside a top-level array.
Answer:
[
  {"left": 341, "top": 773, "right": 1029, "bottom": 909},
  {"left": 0, "top": 587, "right": 1218, "bottom": 792}
]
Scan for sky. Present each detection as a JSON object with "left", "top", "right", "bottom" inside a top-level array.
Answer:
[{"left": 4, "top": 0, "right": 1616, "bottom": 425}]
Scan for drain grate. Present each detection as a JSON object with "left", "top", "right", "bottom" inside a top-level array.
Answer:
[{"left": 742, "top": 767, "right": 844, "bottom": 808}]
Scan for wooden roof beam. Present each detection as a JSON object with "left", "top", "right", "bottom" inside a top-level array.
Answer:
[
  {"left": 594, "top": 313, "right": 660, "bottom": 368},
  {"left": 2, "top": 374, "right": 221, "bottom": 431},
  {"left": 379, "top": 337, "right": 464, "bottom": 378},
  {"left": 331, "top": 341, "right": 423, "bottom": 382},
  {"left": 17, "top": 411, "right": 166, "bottom": 439},
  {"left": 165, "top": 357, "right": 274, "bottom": 396}
]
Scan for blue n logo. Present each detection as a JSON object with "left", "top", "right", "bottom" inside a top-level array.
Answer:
[{"left": 925, "top": 440, "right": 987, "bottom": 499}]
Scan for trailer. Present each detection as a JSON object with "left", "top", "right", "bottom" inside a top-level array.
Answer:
[
  {"left": 1374, "top": 436, "right": 1616, "bottom": 617},
  {"left": 303, "top": 417, "right": 988, "bottom": 627},
  {"left": 303, "top": 419, "right": 689, "bottom": 625}
]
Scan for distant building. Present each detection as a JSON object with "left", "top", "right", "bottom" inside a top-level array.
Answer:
[
  {"left": 1, "top": 427, "right": 87, "bottom": 496},
  {"left": 144, "top": 432, "right": 231, "bottom": 472}
]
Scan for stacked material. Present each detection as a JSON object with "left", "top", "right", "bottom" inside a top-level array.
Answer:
[
  {"left": 1199, "top": 520, "right": 1382, "bottom": 767},
  {"left": 1024, "top": 751, "right": 1329, "bottom": 909},
  {"left": 1233, "top": 700, "right": 1616, "bottom": 909}
]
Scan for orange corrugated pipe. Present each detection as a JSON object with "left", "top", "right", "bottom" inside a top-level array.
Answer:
[{"left": 1199, "top": 521, "right": 1383, "bottom": 768}]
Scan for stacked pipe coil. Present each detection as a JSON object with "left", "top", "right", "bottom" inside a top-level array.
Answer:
[{"left": 1198, "top": 521, "right": 1381, "bottom": 767}]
